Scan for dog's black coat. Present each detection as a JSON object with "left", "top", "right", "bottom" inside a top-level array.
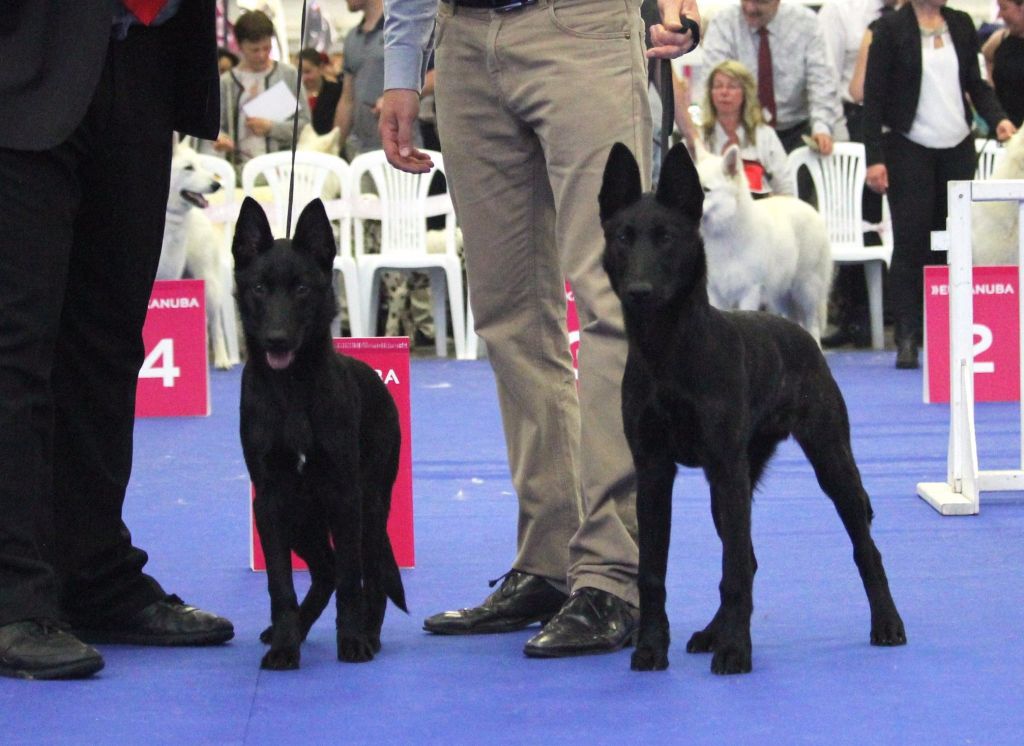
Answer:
[
  {"left": 233, "top": 197, "right": 407, "bottom": 670},
  {"left": 599, "top": 143, "right": 906, "bottom": 674}
]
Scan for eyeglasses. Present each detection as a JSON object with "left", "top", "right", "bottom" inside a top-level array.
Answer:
[{"left": 711, "top": 81, "right": 743, "bottom": 91}]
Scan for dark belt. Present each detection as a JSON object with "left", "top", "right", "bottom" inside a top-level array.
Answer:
[{"left": 442, "top": 0, "right": 539, "bottom": 11}]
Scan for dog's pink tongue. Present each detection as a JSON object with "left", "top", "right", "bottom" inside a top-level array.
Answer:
[{"left": 266, "top": 350, "right": 295, "bottom": 370}]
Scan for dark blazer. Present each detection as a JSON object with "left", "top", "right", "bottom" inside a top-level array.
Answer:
[
  {"left": 863, "top": 3, "right": 1007, "bottom": 166},
  {"left": 0, "top": 0, "right": 219, "bottom": 151}
]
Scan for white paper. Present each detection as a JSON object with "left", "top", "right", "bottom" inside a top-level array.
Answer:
[{"left": 242, "top": 80, "right": 299, "bottom": 122}]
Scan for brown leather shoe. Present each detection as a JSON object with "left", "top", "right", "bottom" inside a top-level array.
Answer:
[
  {"left": 423, "top": 570, "right": 568, "bottom": 635},
  {"left": 0, "top": 620, "right": 104, "bottom": 680},
  {"left": 523, "top": 587, "right": 638, "bottom": 658},
  {"left": 73, "top": 595, "right": 234, "bottom": 646}
]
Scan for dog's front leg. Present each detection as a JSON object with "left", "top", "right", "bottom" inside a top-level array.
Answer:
[
  {"left": 702, "top": 464, "right": 755, "bottom": 675},
  {"left": 255, "top": 493, "right": 302, "bottom": 670},
  {"left": 331, "top": 487, "right": 374, "bottom": 663},
  {"left": 631, "top": 454, "right": 677, "bottom": 672}
]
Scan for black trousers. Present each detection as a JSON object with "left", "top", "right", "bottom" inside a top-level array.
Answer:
[
  {"left": 884, "top": 131, "right": 975, "bottom": 342},
  {"left": 0, "top": 27, "right": 176, "bottom": 626}
]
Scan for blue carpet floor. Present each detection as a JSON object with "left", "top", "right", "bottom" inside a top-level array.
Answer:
[{"left": 2, "top": 350, "right": 1023, "bottom": 745}]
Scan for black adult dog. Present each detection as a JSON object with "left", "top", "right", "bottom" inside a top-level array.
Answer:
[
  {"left": 599, "top": 143, "right": 906, "bottom": 674},
  {"left": 233, "top": 196, "right": 407, "bottom": 670}
]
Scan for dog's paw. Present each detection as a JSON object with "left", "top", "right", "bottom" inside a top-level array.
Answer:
[
  {"left": 870, "top": 613, "right": 907, "bottom": 647},
  {"left": 710, "top": 643, "right": 752, "bottom": 675},
  {"left": 338, "top": 634, "right": 375, "bottom": 663},
  {"left": 631, "top": 644, "right": 669, "bottom": 671},
  {"left": 686, "top": 629, "right": 716, "bottom": 654},
  {"left": 259, "top": 625, "right": 273, "bottom": 644},
  {"left": 261, "top": 647, "right": 300, "bottom": 670}
]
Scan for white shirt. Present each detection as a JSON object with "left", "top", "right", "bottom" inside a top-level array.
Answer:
[
  {"left": 702, "top": 3, "right": 844, "bottom": 136},
  {"left": 704, "top": 121, "right": 795, "bottom": 195},
  {"left": 818, "top": 0, "right": 889, "bottom": 104},
  {"left": 908, "top": 32, "right": 971, "bottom": 148}
]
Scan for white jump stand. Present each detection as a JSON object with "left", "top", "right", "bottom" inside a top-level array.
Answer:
[{"left": 917, "top": 180, "right": 1024, "bottom": 515}]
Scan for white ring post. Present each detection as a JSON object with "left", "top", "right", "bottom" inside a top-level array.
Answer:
[{"left": 916, "top": 179, "right": 1024, "bottom": 515}]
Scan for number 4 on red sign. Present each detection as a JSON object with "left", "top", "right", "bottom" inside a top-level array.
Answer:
[{"left": 139, "top": 338, "right": 181, "bottom": 387}]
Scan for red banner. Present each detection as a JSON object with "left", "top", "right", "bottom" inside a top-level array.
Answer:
[
  {"left": 136, "top": 279, "right": 210, "bottom": 417},
  {"left": 250, "top": 337, "right": 415, "bottom": 569},
  {"left": 923, "top": 265, "right": 1020, "bottom": 403}
]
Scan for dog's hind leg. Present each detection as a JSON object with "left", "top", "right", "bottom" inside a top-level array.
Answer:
[
  {"left": 793, "top": 390, "right": 906, "bottom": 647},
  {"left": 331, "top": 487, "right": 377, "bottom": 663},
  {"left": 630, "top": 454, "right": 677, "bottom": 672}
]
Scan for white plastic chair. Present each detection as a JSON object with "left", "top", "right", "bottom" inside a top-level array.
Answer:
[
  {"left": 193, "top": 152, "right": 242, "bottom": 367},
  {"left": 787, "top": 142, "right": 892, "bottom": 350},
  {"left": 975, "top": 138, "right": 1002, "bottom": 180},
  {"left": 348, "top": 149, "right": 467, "bottom": 359},
  {"left": 241, "top": 151, "right": 363, "bottom": 337}
]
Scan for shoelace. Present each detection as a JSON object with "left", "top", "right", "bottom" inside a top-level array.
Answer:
[{"left": 487, "top": 570, "right": 521, "bottom": 596}]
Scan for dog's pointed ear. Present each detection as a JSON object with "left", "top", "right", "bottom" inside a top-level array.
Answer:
[
  {"left": 232, "top": 197, "right": 274, "bottom": 270},
  {"left": 656, "top": 142, "right": 704, "bottom": 222},
  {"left": 722, "top": 144, "right": 742, "bottom": 180},
  {"left": 599, "top": 143, "right": 643, "bottom": 224},
  {"left": 292, "top": 198, "right": 336, "bottom": 273}
]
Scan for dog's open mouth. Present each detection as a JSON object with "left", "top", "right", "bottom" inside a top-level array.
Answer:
[
  {"left": 266, "top": 350, "right": 296, "bottom": 370},
  {"left": 181, "top": 190, "right": 210, "bottom": 209}
]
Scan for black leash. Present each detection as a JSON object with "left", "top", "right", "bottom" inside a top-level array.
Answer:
[
  {"left": 285, "top": 0, "right": 309, "bottom": 239},
  {"left": 655, "top": 16, "right": 700, "bottom": 166}
]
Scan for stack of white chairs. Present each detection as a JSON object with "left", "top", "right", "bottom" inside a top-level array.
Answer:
[
  {"left": 348, "top": 149, "right": 467, "bottom": 359},
  {"left": 241, "top": 150, "right": 363, "bottom": 337},
  {"left": 788, "top": 142, "right": 892, "bottom": 350}
]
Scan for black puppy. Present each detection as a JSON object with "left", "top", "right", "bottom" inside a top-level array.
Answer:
[
  {"left": 599, "top": 143, "right": 906, "bottom": 674},
  {"left": 233, "top": 197, "right": 407, "bottom": 670}
]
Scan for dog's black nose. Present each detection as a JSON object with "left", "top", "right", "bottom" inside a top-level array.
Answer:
[{"left": 625, "top": 282, "right": 653, "bottom": 303}]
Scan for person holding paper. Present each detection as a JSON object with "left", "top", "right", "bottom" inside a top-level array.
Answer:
[{"left": 201, "top": 10, "right": 310, "bottom": 173}]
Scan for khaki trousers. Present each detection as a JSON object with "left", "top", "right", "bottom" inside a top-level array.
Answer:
[{"left": 434, "top": 0, "right": 651, "bottom": 605}]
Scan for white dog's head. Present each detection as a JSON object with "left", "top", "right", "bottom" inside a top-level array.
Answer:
[
  {"left": 695, "top": 145, "right": 750, "bottom": 232},
  {"left": 167, "top": 141, "right": 222, "bottom": 214}
]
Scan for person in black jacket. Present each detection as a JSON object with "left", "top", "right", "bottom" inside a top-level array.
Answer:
[
  {"left": 0, "top": 0, "right": 234, "bottom": 681},
  {"left": 863, "top": 0, "right": 1016, "bottom": 369},
  {"left": 299, "top": 48, "right": 344, "bottom": 136}
]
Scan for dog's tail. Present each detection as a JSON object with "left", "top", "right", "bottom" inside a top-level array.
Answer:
[{"left": 383, "top": 535, "right": 408, "bottom": 613}]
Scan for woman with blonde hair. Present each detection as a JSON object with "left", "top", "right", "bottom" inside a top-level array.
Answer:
[{"left": 680, "top": 59, "right": 794, "bottom": 195}]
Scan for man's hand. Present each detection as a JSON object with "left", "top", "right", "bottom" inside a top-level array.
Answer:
[
  {"left": 813, "top": 132, "right": 833, "bottom": 157},
  {"left": 866, "top": 163, "right": 888, "bottom": 195},
  {"left": 647, "top": 0, "right": 701, "bottom": 59},
  {"left": 379, "top": 89, "right": 434, "bottom": 173},
  {"left": 246, "top": 117, "right": 273, "bottom": 136},
  {"left": 996, "top": 119, "right": 1018, "bottom": 142},
  {"left": 212, "top": 133, "right": 234, "bottom": 153}
]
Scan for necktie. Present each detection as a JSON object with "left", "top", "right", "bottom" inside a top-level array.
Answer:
[
  {"left": 123, "top": 0, "right": 169, "bottom": 25},
  {"left": 757, "top": 27, "right": 777, "bottom": 127}
]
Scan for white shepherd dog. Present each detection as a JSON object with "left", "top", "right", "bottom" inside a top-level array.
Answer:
[
  {"left": 696, "top": 145, "right": 832, "bottom": 344},
  {"left": 157, "top": 141, "right": 237, "bottom": 369},
  {"left": 973, "top": 129, "right": 1024, "bottom": 266}
]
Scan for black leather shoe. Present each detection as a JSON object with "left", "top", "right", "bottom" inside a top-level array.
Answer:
[
  {"left": 423, "top": 570, "right": 568, "bottom": 635},
  {"left": 0, "top": 620, "right": 104, "bottom": 680},
  {"left": 523, "top": 587, "right": 638, "bottom": 658},
  {"left": 74, "top": 595, "right": 234, "bottom": 646},
  {"left": 895, "top": 338, "right": 919, "bottom": 369}
]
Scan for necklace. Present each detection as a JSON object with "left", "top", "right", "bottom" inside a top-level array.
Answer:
[{"left": 921, "top": 22, "right": 948, "bottom": 49}]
